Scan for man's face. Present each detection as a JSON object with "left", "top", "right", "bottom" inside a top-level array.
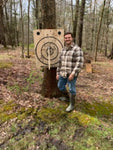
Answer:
[{"left": 64, "top": 34, "right": 73, "bottom": 46}]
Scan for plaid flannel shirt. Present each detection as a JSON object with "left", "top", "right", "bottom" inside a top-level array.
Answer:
[{"left": 57, "top": 43, "right": 84, "bottom": 78}]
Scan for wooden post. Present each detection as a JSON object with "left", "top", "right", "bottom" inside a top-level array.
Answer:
[{"left": 85, "top": 60, "right": 93, "bottom": 73}]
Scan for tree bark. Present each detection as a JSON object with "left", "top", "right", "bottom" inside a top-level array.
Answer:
[
  {"left": 76, "top": 0, "right": 86, "bottom": 47},
  {"left": 0, "top": 1, "right": 6, "bottom": 47},
  {"left": 41, "top": 0, "right": 62, "bottom": 98},
  {"left": 104, "top": 0, "right": 111, "bottom": 56},
  {"left": 10, "top": 0, "right": 14, "bottom": 48},
  {"left": 71, "top": 0, "right": 74, "bottom": 30},
  {"left": 20, "top": 0, "right": 24, "bottom": 58},
  {"left": 90, "top": 0, "right": 96, "bottom": 51},
  {"left": 36, "top": 0, "right": 39, "bottom": 29},
  {"left": 41, "top": 0, "right": 56, "bottom": 29},
  {"left": 73, "top": 0, "right": 79, "bottom": 42},
  {"left": 4, "top": 4, "right": 10, "bottom": 45},
  {"left": 13, "top": 0, "right": 18, "bottom": 47},
  {"left": 27, "top": 0, "right": 30, "bottom": 58},
  {"left": 94, "top": 0, "right": 106, "bottom": 61},
  {"left": 108, "top": 43, "right": 113, "bottom": 59}
]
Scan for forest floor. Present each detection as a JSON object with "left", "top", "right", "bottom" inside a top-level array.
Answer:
[{"left": 0, "top": 46, "right": 113, "bottom": 150}]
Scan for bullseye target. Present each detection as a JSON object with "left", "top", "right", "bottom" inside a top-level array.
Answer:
[{"left": 33, "top": 29, "right": 64, "bottom": 68}]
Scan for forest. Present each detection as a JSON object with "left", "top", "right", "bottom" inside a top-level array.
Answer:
[{"left": 0, "top": 0, "right": 113, "bottom": 149}]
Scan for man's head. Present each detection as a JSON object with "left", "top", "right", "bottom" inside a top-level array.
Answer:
[{"left": 64, "top": 32, "right": 73, "bottom": 46}]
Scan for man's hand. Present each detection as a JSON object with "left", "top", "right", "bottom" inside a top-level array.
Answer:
[
  {"left": 68, "top": 74, "right": 74, "bottom": 81},
  {"left": 56, "top": 75, "right": 59, "bottom": 80}
]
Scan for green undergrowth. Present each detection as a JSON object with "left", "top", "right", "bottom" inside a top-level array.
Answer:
[
  {"left": 0, "top": 61, "right": 13, "bottom": 68},
  {"left": 29, "top": 43, "right": 34, "bottom": 49},
  {"left": 76, "top": 99, "right": 113, "bottom": 123},
  {"left": 34, "top": 105, "right": 113, "bottom": 150},
  {"left": 0, "top": 98, "right": 113, "bottom": 150},
  {"left": 7, "top": 84, "right": 22, "bottom": 95},
  {"left": 36, "top": 106, "right": 100, "bottom": 127},
  {"left": 24, "top": 43, "right": 34, "bottom": 49},
  {"left": 7, "top": 70, "right": 42, "bottom": 94},
  {"left": 0, "top": 100, "right": 34, "bottom": 124},
  {"left": 24, "top": 43, "right": 34, "bottom": 57},
  {"left": 36, "top": 106, "right": 67, "bottom": 123}
]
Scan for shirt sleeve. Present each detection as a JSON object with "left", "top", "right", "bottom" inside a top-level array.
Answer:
[{"left": 71, "top": 48, "right": 84, "bottom": 75}]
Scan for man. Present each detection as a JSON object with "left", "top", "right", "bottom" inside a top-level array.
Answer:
[{"left": 56, "top": 32, "right": 84, "bottom": 112}]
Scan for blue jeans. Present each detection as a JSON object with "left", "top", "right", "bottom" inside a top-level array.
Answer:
[{"left": 58, "top": 75, "right": 77, "bottom": 95}]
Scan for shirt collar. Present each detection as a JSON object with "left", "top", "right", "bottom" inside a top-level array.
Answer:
[{"left": 65, "top": 42, "right": 75, "bottom": 49}]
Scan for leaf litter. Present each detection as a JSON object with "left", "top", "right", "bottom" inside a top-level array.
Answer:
[{"left": 0, "top": 48, "right": 113, "bottom": 149}]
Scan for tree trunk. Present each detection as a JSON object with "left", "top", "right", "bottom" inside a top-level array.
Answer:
[
  {"left": 20, "top": 0, "right": 24, "bottom": 58},
  {"left": 94, "top": 0, "right": 106, "bottom": 61},
  {"left": 90, "top": 0, "right": 96, "bottom": 51},
  {"left": 4, "top": 4, "right": 10, "bottom": 45},
  {"left": 34, "top": 0, "right": 40, "bottom": 29},
  {"left": 71, "top": 0, "right": 73, "bottom": 31},
  {"left": 0, "top": 1, "right": 6, "bottom": 47},
  {"left": 41, "top": 0, "right": 56, "bottom": 29},
  {"left": 13, "top": 0, "right": 18, "bottom": 47},
  {"left": 76, "top": 0, "right": 86, "bottom": 47},
  {"left": 41, "top": 0, "right": 61, "bottom": 98},
  {"left": 104, "top": 0, "right": 111, "bottom": 57},
  {"left": 10, "top": 0, "right": 14, "bottom": 48},
  {"left": 108, "top": 43, "right": 113, "bottom": 59},
  {"left": 89, "top": 0, "right": 93, "bottom": 51},
  {"left": 27, "top": 0, "right": 30, "bottom": 58},
  {"left": 73, "top": 0, "right": 79, "bottom": 42}
]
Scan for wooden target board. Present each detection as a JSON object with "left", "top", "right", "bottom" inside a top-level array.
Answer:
[{"left": 33, "top": 29, "right": 64, "bottom": 68}]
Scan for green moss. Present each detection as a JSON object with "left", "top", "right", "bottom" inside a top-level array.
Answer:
[
  {"left": 0, "top": 112, "right": 17, "bottom": 123},
  {"left": 2, "top": 104, "right": 17, "bottom": 112},
  {"left": 0, "top": 100, "right": 4, "bottom": 104},
  {"left": 0, "top": 101, "right": 17, "bottom": 113},
  {"left": 36, "top": 107, "right": 67, "bottom": 123},
  {"left": 0, "top": 100, "right": 35, "bottom": 123},
  {"left": 0, "top": 106, "right": 34, "bottom": 123},
  {"left": 0, "top": 101, "right": 17, "bottom": 123},
  {"left": 76, "top": 101, "right": 113, "bottom": 119},
  {"left": 17, "top": 112, "right": 27, "bottom": 120},
  {"left": 19, "top": 107, "right": 26, "bottom": 113},
  {"left": 17, "top": 107, "right": 34, "bottom": 120},
  {"left": 68, "top": 111, "right": 100, "bottom": 127},
  {"left": 34, "top": 104, "right": 102, "bottom": 126},
  {"left": 26, "top": 107, "right": 34, "bottom": 114},
  {"left": 7, "top": 100, "right": 16, "bottom": 105},
  {"left": 0, "top": 62, "right": 13, "bottom": 68}
]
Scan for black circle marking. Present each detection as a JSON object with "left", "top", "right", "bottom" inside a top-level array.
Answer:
[
  {"left": 37, "top": 32, "right": 40, "bottom": 35},
  {"left": 58, "top": 31, "right": 61, "bottom": 35},
  {"left": 41, "top": 42, "right": 58, "bottom": 61},
  {"left": 35, "top": 36, "right": 63, "bottom": 65}
]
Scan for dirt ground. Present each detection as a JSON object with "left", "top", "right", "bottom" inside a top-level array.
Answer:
[
  {"left": 77, "top": 54, "right": 113, "bottom": 102},
  {"left": 0, "top": 47, "right": 113, "bottom": 150},
  {"left": 0, "top": 48, "right": 113, "bottom": 107}
]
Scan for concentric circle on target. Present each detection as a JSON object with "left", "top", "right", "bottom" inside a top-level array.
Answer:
[
  {"left": 35, "top": 36, "right": 63, "bottom": 66},
  {"left": 41, "top": 42, "right": 59, "bottom": 61}
]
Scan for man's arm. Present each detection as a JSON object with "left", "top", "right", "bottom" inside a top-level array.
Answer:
[{"left": 71, "top": 47, "right": 84, "bottom": 76}]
